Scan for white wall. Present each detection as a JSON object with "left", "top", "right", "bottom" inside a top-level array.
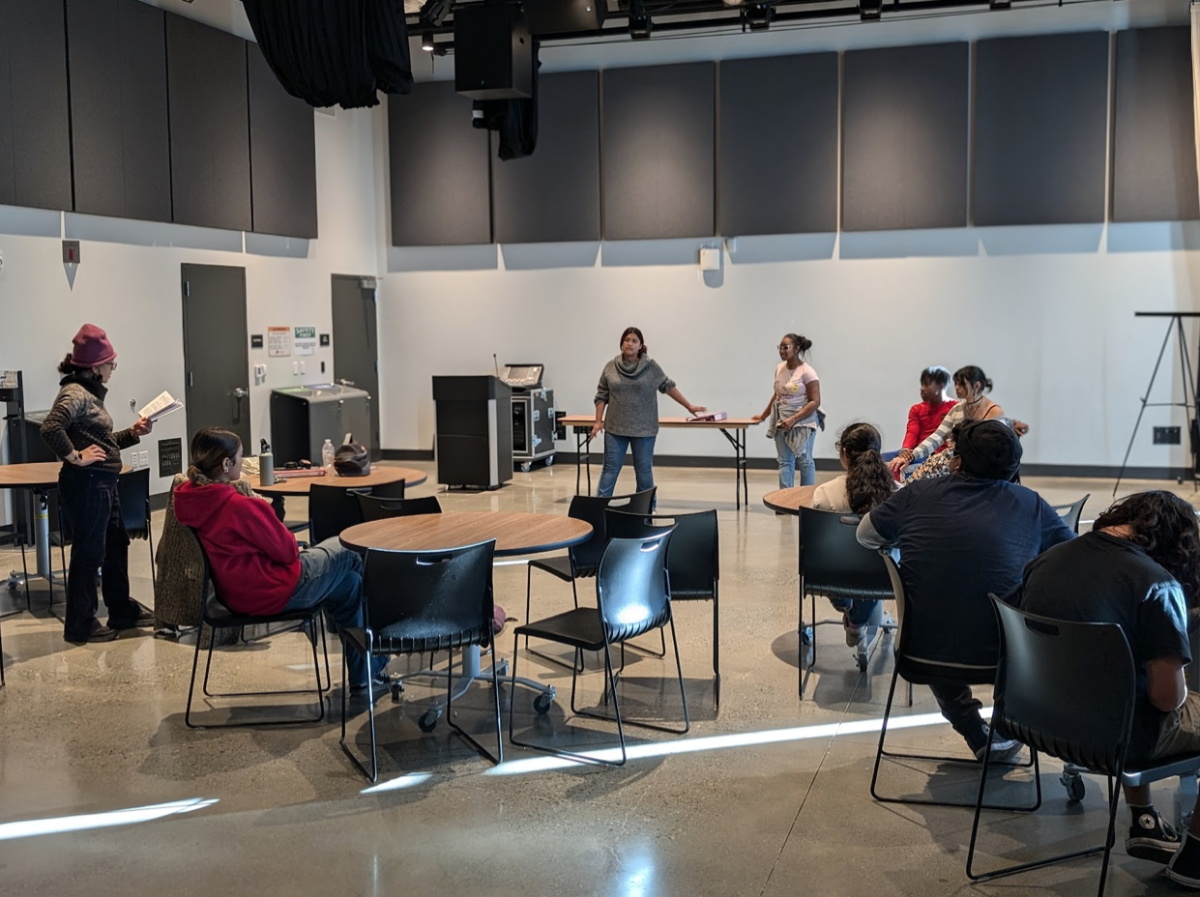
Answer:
[{"left": 379, "top": 0, "right": 1200, "bottom": 473}]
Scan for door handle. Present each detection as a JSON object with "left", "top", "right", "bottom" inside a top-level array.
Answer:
[
  {"left": 231, "top": 387, "right": 249, "bottom": 399},
  {"left": 230, "top": 387, "right": 249, "bottom": 424}
]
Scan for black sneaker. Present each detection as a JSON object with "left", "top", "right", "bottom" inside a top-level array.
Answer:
[
  {"left": 970, "top": 724, "right": 1022, "bottom": 763},
  {"left": 64, "top": 621, "right": 118, "bottom": 644},
  {"left": 1166, "top": 832, "right": 1200, "bottom": 885},
  {"left": 1127, "top": 810, "right": 1182, "bottom": 864},
  {"left": 108, "top": 601, "right": 154, "bottom": 631}
]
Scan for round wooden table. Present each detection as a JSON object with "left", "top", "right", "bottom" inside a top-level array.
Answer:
[
  {"left": 340, "top": 511, "right": 592, "bottom": 557},
  {"left": 763, "top": 485, "right": 816, "bottom": 515},
  {"left": 252, "top": 465, "right": 426, "bottom": 496}
]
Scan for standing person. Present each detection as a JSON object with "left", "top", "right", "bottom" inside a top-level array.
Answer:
[
  {"left": 751, "top": 334, "right": 821, "bottom": 489},
  {"left": 40, "top": 324, "right": 154, "bottom": 644},
  {"left": 591, "top": 327, "right": 706, "bottom": 499},
  {"left": 173, "top": 427, "right": 386, "bottom": 690}
]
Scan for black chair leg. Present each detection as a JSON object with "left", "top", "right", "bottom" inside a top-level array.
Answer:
[
  {"left": 712, "top": 590, "right": 720, "bottom": 707},
  {"left": 446, "top": 644, "right": 503, "bottom": 766},
  {"left": 340, "top": 646, "right": 379, "bottom": 783},
  {"left": 524, "top": 567, "right": 584, "bottom": 673}
]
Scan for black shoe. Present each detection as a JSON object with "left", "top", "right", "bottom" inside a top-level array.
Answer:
[
  {"left": 1166, "top": 832, "right": 1200, "bottom": 885},
  {"left": 108, "top": 601, "right": 154, "bottom": 631},
  {"left": 969, "top": 724, "right": 1022, "bottom": 763},
  {"left": 349, "top": 673, "right": 391, "bottom": 695},
  {"left": 64, "top": 621, "right": 118, "bottom": 644},
  {"left": 1127, "top": 810, "right": 1181, "bottom": 864}
]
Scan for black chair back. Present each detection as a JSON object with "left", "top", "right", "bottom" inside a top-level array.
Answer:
[
  {"left": 369, "top": 479, "right": 407, "bottom": 501},
  {"left": 117, "top": 468, "right": 152, "bottom": 539},
  {"left": 362, "top": 539, "right": 495, "bottom": 653},
  {"left": 991, "top": 596, "right": 1136, "bottom": 773},
  {"left": 625, "top": 487, "right": 656, "bottom": 515},
  {"left": 605, "top": 508, "right": 718, "bottom": 599},
  {"left": 595, "top": 531, "right": 674, "bottom": 642},
  {"left": 798, "top": 508, "right": 892, "bottom": 601},
  {"left": 566, "top": 489, "right": 655, "bottom": 577},
  {"left": 1050, "top": 495, "right": 1090, "bottom": 534},
  {"left": 355, "top": 493, "right": 442, "bottom": 522},
  {"left": 309, "top": 483, "right": 367, "bottom": 544}
]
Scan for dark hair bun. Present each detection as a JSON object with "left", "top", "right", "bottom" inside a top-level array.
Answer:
[{"left": 797, "top": 336, "right": 812, "bottom": 353}]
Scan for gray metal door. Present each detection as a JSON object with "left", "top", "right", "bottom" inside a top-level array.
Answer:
[
  {"left": 181, "top": 264, "right": 251, "bottom": 450},
  {"left": 331, "top": 275, "right": 381, "bottom": 460}
]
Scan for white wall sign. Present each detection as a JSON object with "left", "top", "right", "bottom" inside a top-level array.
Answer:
[
  {"left": 293, "top": 325, "right": 317, "bottom": 356},
  {"left": 268, "top": 326, "right": 291, "bottom": 357}
]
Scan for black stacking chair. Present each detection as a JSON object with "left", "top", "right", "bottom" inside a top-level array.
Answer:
[
  {"left": 1051, "top": 494, "right": 1090, "bottom": 534},
  {"left": 370, "top": 479, "right": 407, "bottom": 501},
  {"left": 797, "top": 508, "right": 895, "bottom": 697},
  {"left": 355, "top": 493, "right": 442, "bottom": 522},
  {"left": 511, "top": 530, "right": 688, "bottom": 767},
  {"left": 118, "top": 468, "right": 156, "bottom": 593},
  {"left": 870, "top": 554, "right": 1038, "bottom": 810},
  {"left": 524, "top": 487, "right": 655, "bottom": 670},
  {"left": 605, "top": 509, "right": 721, "bottom": 704},
  {"left": 340, "top": 540, "right": 500, "bottom": 783},
  {"left": 308, "top": 483, "right": 367, "bottom": 544},
  {"left": 967, "top": 597, "right": 1200, "bottom": 896},
  {"left": 184, "top": 529, "right": 330, "bottom": 728},
  {"left": 0, "top": 611, "right": 6, "bottom": 687}
]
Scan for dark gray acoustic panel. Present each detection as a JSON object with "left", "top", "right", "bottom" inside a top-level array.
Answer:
[
  {"left": 842, "top": 43, "right": 968, "bottom": 232},
  {"left": 1112, "top": 27, "right": 1198, "bottom": 222},
  {"left": 492, "top": 70, "right": 599, "bottom": 244},
  {"left": 603, "top": 63, "right": 715, "bottom": 240},
  {"left": 167, "top": 14, "right": 251, "bottom": 231},
  {"left": 974, "top": 32, "right": 1109, "bottom": 226},
  {"left": 0, "top": 0, "right": 72, "bottom": 211},
  {"left": 719, "top": 54, "right": 837, "bottom": 236},
  {"left": 249, "top": 43, "right": 318, "bottom": 238},
  {"left": 68, "top": 0, "right": 171, "bottom": 222},
  {"left": 389, "top": 80, "right": 491, "bottom": 246}
]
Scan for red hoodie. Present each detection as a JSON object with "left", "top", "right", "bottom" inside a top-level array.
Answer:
[{"left": 173, "top": 481, "right": 301, "bottom": 615}]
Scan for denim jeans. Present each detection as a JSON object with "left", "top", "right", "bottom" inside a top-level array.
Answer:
[
  {"left": 828, "top": 598, "right": 879, "bottom": 627},
  {"left": 283, "top": 538, "right": 384, "bottom": 687},
  {"left": 596, "top": 433, "right": 656, "bottom": 499},
  {"left": 58, "top": 465, "right": 138, "bottom": 640},
  {"left": 774, "top": 426, "right": 816, "bottom": 489}
]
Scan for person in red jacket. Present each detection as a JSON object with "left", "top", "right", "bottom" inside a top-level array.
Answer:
[
  {"left": 173, "top": 427, "right": 384, "bottom": 689},
  {"left": 903, "top": 365, "right": 958, "bottom": 453}
]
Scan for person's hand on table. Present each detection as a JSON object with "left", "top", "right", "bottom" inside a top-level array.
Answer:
[
  {"left": 71, "top": 446, "right": 107, "bottom": 467},
  {"left": 687, "top": 404, "right": 707, "bottom": 416},
  {"left": 750, "top": 413, "right": 765, "bottom": 423},
  {"left": 131, "top": 416, "right": 154, "bottom": 437}
]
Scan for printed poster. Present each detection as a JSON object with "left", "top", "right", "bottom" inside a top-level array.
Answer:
[
  {"left": 268, "top": 326, "right": 291, "bottom": 357},
  {"left": 293, "top": 326, "right": 317, "bottom": 357}
]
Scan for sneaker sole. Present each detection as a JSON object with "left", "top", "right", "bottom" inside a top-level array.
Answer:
[
  {"left": 1165, "top": 864, "right": 1200, "bottom": 886},
  {"left": 1127, "top": 838, "right": 1179, "bottom": 864}
]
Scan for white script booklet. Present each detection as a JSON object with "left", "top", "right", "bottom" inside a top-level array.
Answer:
[{"left": 139, "top": 391, "right": 184, "bottom": 422}]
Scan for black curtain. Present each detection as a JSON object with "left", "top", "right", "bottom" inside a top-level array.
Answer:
[
  {"left": 241, "top": 0, "right": 412, "bottom": 109},
  {"left": 473, "top": 48, "right": 540, "bottom": 161}
]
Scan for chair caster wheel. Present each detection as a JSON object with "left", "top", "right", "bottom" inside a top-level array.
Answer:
[
  {"left": 390, "top": 683, "right": 403, "bottom": 703},
  {"left": 1061, "top": 771, "right": 1085, "bottom": 803},
  {"left": 856, "top": 652, "right": 868, "bottom": 673},
  {"left": 418, "top": 709, "right": 441, "bottom": 732},
  {"left": 533, "top": 692, "right": 554, "bottom": 715}
]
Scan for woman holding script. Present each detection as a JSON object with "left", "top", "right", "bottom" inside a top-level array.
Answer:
[
  {"left": 40, "top": 324, "right": 154, "bottom": 644},
  {"left": 591, "top": 326, "right": 706, "bottom": 501}
]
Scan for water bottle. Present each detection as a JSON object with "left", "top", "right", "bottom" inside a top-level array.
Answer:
[
  {"left": 321, "top": 438, "right": 335, "bottom": 469},
  {"left": 258, "top": 438, "right": 275, "bottom": 486}
]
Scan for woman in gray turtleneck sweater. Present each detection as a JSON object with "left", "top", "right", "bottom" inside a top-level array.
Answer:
[{"left": 591, "top": 326, "right": 705, "bottom": 499}]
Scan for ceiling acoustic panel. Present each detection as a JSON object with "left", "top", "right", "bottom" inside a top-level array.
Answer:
[
  {"left": 249, "top": 43, "right": 318, "bottom": 238},
  {"left": 492, "top": 70, "right": 600, "bottom": 244},
  {"left": 389, "top": 80, "right": 491, "bottom": 246},
  {"left": 167, "top": 14, "right": 252, "bottom": 231},
  {"left": 68, "top": 0, "right": 171, "bottom": 222},
  {"left": 719, "top": 53, "right": 837, "bottom": 236},
  {"left": 0, "top": 0, "right": 72, "bottom": 211},
  {"left": 603, "top": 63, "right": 715, "bottom": 240},
  {"left": 842, "top": 43, "right": 968, "bottom": 232},
  {"left": 974, "top": 32, "right": 1109, "bottom": 227},
  {"left": 1112, "top": 27, "right": 1198, "bottom": 222}
]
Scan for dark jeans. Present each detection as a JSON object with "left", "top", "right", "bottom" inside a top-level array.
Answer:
[
  {"left": 929, "top": 682, "right": 987, "bottom": 748},
  {"left": 58, "top": 465, "right": 138, "bottom": 640},
  {"left": 829, "top": 598, "right": 878, "bottom": 627}
]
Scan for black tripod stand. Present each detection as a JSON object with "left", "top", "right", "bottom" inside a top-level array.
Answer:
[{"left": 1114, "top": 312, "right": 1200, "bottom": 496}]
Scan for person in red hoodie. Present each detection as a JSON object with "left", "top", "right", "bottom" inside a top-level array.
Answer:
[{"left": 173, "top": 427, "right": 384, "bottom": 689}]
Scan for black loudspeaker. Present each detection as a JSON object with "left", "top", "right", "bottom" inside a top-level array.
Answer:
[
  {"left": 524, "top": 0, "right": 606, "bottom": 34},
  {"left": 454, "top": 6, "right": 533, "bottom": 100}
]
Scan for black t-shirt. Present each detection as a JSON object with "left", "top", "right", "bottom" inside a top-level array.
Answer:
[
  {"left": 866, "top": 474, "right": 1075, "bottom": 665},
  {"left": 1019, "top": 531, "right": 1192, "bottom": 761}
]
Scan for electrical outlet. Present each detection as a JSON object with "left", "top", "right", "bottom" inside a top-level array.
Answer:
[
  {"left": 138, "top": 451, "right": 149, "bottom": 468},
  {"left": 1154, "top": 426, "right": 1182, "bottom": 445}
]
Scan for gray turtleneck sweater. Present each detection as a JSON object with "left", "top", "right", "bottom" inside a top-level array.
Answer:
[{"left": 594, "top": 355, "right": 675, "bottom": 437}]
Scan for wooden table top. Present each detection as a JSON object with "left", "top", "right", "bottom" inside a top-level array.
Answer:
[
  {"left": 560, "top": 414, "right": 761, "bottom": 430},
  {"left": 252, "top": 466, "right": 427, "bottom": 496},
  {"left": 763, "top": 485, "right": 816, "bottom": 515},
  {"left": 0, "top": 462, "right": 133, "bottom": 488},
  {"left": 340, "top": 511, "right": 593, "bottom": 557}
]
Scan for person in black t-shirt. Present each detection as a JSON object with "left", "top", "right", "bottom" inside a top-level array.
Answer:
[
  {"left": 858, "top": 420, "right": 1074, "bottom": 760},
  {"left": 1019, "top": 490, "right": 1200, "bottom": 887}
]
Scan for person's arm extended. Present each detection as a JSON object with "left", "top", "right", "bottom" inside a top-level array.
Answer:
[
  {"left": 590, "top": 402, "right": 606, "bottom": 441},
  {"left": 666, "top": 386, "right": 705, "bottom": 416},
  {"left": 752, "top": 394, "right": 775, "bottom": 423},
  {"left": 780, "top": 381, "right": 820, "bottom": 431},
  {"left": 1145, "top": 657, "right": 1188, "bottom": 713},
  {"left": 591, "top": 370, "right": 610, "bottom": 440}
]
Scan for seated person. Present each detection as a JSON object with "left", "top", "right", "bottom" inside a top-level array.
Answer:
[
  {"left": 900, "top": 365, "right": 958, "bottom": 459},
  {"left": 813, "top": 422, "right": 896, "bottom": 645},
  {"left": 1018, "top": 491, "right": 1200, "bottom": 885},
  {"left": 173, "top": 426, "right": 385, "bottom": 690},
  {"left": 857, "top": 419, "right": 1074, "bottom": 759}
]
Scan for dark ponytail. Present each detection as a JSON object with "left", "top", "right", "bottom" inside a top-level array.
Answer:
[
  {"left": 953, "top": 365, "right": 993, "bottom": 394},
  {"left": 188, "top": 427, "right": 242, "bottom": 485},
  {"left": 840, "top": 423, "right": 893, "bottom": 514}
]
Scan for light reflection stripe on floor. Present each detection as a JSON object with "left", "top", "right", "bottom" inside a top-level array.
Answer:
[{"left": 0, "top": 798, "right": 219, "bottom": 841}]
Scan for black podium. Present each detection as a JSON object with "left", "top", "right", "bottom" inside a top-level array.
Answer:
[{"left": 433, "top": 376, "right": 513, "bottom": 489}]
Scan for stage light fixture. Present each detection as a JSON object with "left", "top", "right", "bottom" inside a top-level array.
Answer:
[
  {"left": 417, "top": 0, "right": 450, "bottom": 27},
  {"left": 420, "top": 32, "right": 435, "bottom": 52},
  {"left": 745, "top": 3, "right": 773, "bottom": 30},
  {"left": 859, "top": 0, "right": 882, "bottom": 20},
  {"left": 629, "top": 0, "right": 652, "bottom": 39}
]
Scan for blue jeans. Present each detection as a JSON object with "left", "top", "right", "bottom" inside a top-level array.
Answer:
[
  {"left": 596, "top": 433, "right": 656, "bottom": 499},
  {"left": 774, "top": 427, "right": 816, "bottom": 489},
  {"left": 283, "top": 538, "right": 385, "bottom": 687}
]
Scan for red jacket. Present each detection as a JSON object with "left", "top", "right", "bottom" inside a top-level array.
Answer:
[
  {"left": 903, "top": 399, "right": 958, "bottom": 452},
  {"left": 173, "top": 481, "right": 301, "bottom": 615}
]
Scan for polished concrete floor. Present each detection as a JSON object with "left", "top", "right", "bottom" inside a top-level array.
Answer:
[{"left": 1, "top": 462, "right": 1198, "bottom": 896}]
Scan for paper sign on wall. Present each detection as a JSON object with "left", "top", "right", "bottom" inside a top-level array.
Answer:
[
  {"left": 268, "top": 327, "right": 291, "bottom": 357},
  {"left": 293, "top": 326, "right": 317, "bottom": 357}
]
